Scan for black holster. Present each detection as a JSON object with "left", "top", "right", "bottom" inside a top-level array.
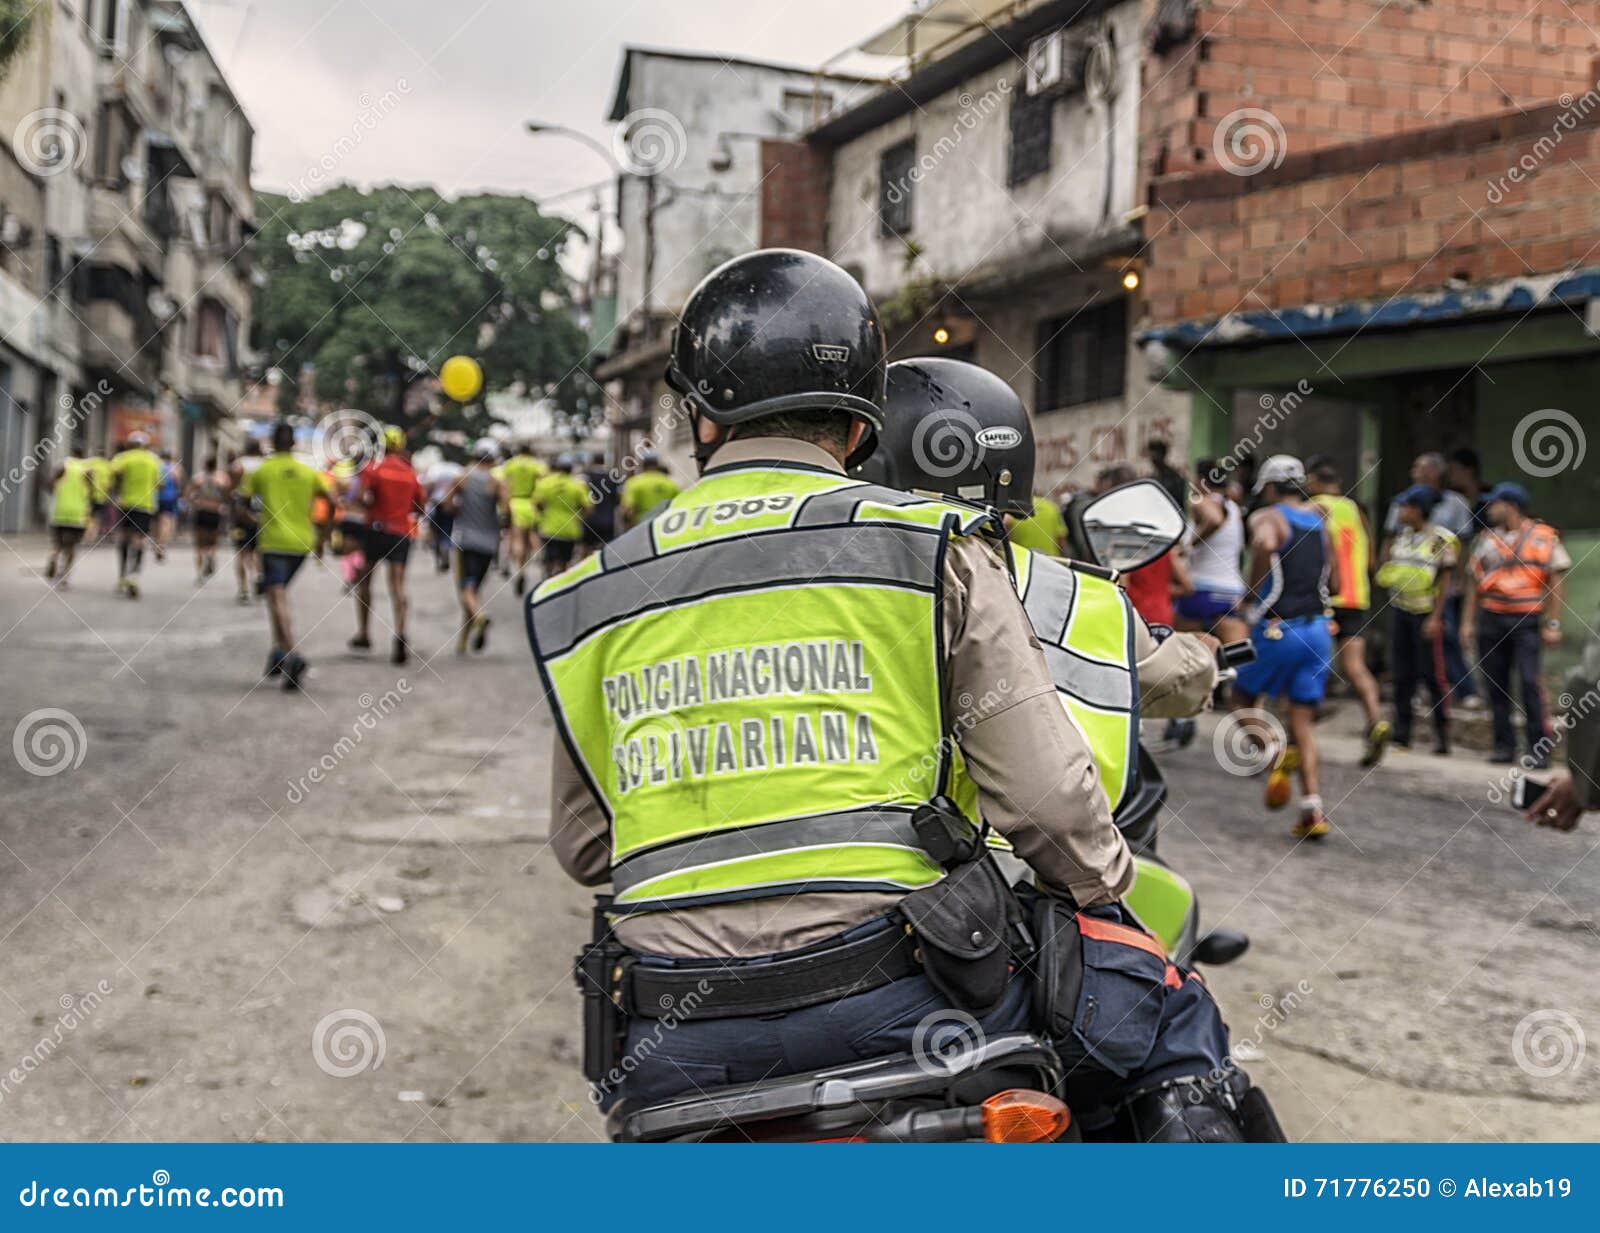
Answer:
[
  {"left": 573, "top": 895, "right": 630, "bottom": 1084},
  {"left": 898, "top": 800, "right": 1030, "bottom": 1014}
]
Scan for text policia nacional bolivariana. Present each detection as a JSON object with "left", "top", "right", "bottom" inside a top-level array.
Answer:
[{"left": 604, "top": 639, "right": 881, "bottom": 794}]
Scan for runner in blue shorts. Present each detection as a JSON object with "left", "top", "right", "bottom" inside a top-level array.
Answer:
[{"left": 1230, "top": 455, "right": 1341, "bottom": 841}]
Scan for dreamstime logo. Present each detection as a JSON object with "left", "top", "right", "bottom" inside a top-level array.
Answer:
[
  {"left": 614, "top": 712, "right": 692, "bottom": 797},
  {"left": 912, "top": 1008, "right": 986, "bottom": 1075},
  {"left": 286, "top": 79, "right": 411, "bottom": 203},
  {"left": 1511, "top": 1009, "right": 1586, "bottom": 1079},
  {"left": 14, "top": 108, "right": 88, "bottom": 177},
  {"left": 912, "top": 407, "right": 984, "bottom": 479},
  {"left": 1212, "top": 708, "right": 1284, "bottom": 776},
  {"left": 1511, "top": 408, "right": 1586, "bottom": 477},
  {"left": 311, "top": 1009, "right": 386, "bottom": 1078},
  {"left": 613, "top": 108, "right": 687, "bottom": 176},
  {"left": 1213, "top": 108, "right": 1287, "bottom": 177},
  {"left": 311, "top": 409, "right": 386, "bottom": 470},
  {"left": 13, "top": 709, "right": 88, "bottom": 777}
]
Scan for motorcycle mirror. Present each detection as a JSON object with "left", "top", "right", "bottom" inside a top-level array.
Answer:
[
  {"left": 1192, "top": 928, "right": 1250, "bottom": 966},
  {"left": 1072, "top": 479, "right": 1186, "bottom": 573}
]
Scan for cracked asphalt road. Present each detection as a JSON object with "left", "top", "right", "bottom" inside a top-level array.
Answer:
[{"left": 1, "top": 536, "right": 1595, "bottom": 1141}]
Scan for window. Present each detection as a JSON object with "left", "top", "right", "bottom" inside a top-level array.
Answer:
[
  {"left": 781, "top": 88, "right": 834, "bottom": 131},
  {"left": 1008, "top": 85, "right": 1055, "bottom": 186},
  {"left": 878, "top": 140, "right": 914, "bottom": 237},
  {"left": 1035, "top": 298, "right": 1127, "bottom": 410}
]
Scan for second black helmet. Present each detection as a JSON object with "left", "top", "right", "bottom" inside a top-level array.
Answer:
[
  {"left": 879, "top": 357, "right": 1035, "bottom": 516},
  {"left": 665, "top": 249, "right": 885, "bottom": 462}
]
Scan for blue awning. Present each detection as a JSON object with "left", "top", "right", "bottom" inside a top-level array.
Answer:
[{"left": 1140, "top": 268, "right": 1600, "bottom": 348}]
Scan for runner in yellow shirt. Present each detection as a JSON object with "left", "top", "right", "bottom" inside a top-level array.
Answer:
[
  {"left": 617, "top": 451, "right": 680, "bottom": 530},
  {"left": 109, "top": 431, "right": 163, "bottom": 598},
  {"left": 86, "top": 453, "right": 112, "bottom": 542},
  {"left": 500, "top": 442, "right": 546, "bottom": 595},
  {"left": 1007, "top": 493, "right": 1068, "bottom": 556},
  {"left": 45, "top": 445, "right": 93, "bottom": 588},
  {"left": 532, "top": 453, "right": 592, "bottom": 576},
  {"left": 239, "top": 421, "right": 332, "bottom": 690}
]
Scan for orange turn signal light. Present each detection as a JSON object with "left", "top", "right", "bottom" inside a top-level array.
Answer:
[{"left": 981, "top": 1089, "right": 1071, "bottom": 1143}]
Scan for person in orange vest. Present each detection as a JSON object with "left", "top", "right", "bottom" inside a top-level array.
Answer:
[{"left": 1462, "top": 482, "right": 1570, "bottom": 768}]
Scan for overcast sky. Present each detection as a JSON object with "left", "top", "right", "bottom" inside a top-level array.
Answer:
[{"left": 188, "top": 0, "right": 906, "bottom": 221}]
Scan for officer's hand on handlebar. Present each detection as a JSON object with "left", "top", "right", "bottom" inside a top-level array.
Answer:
[{"left": 1524, "top": 772, "right": 1585, "bottom": 832}]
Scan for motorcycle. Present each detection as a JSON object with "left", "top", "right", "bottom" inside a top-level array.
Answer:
[{"left": 605, "top": 480, "right": 1258, "bottom": 1142}]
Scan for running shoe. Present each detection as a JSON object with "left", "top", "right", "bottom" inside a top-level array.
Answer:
[
  {"left": 281, "top": 653, "right": 308, "bottom": 691},
  {"left": 1264, "top": 744, "right": 1300, "bottom": 810},
  {"left": 1359, "top": 719, "right": 1392, "bottom": 768},
  {"left": 514, "top": 573, "right": 526, "bottom": 597},
  {"left": 471, "top": 614, "right": 491, "bottom": 653},
  {"left": 1291, "top": 807, "right": 1330, "bottom": 840},
  {"left": 266, "top": 648, "right": 287, "bottom": 678},
  {"left": 348, "top": 634, "right": 372, "bottom": 652},
  {"left": 391, "top": 636, "right": 409, "bottom": 666}
]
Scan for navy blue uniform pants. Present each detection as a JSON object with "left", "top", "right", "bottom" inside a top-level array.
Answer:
[
  {"left": 605, "top": 912, "right": 1231, "bottom": 1124},
  {"left": 1477, "top": 610, "right": 1550, "bottom": 758},
  {"left": 1390, "top": 609, "right": 1448, "bottom": 745}
]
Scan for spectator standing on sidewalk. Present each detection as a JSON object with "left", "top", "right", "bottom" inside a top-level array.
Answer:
[
  {"left": 1375, "top": 486, "right": 1459, "bottom": 755},
  {"left": 1307, "top": 456, "right": 1390, "bottom": 767},
  {"left": 1442, "top": 447, "right": 1489, "bottom": 709},
  {"left": 1462, "top": 482, "right": 1569, "bottom": 768}
]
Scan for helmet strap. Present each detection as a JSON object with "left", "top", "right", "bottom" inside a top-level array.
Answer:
[{"left": 689, "top": 408, "right": 720, "bottom": 475}]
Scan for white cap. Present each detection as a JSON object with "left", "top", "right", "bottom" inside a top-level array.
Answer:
[
  {"left": 472, "top": 437, "right": 499, "bottom": 460},
  {"left": 1253, "top": 453, "right": 1305, "bottom": 494},
  {"left": 128, "top": 430, "right": 149, "bottom": 446}
]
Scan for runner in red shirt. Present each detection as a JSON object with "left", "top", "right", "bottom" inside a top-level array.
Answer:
[{"left": 351, "top": 427, "right": 426, "bottom": 664}]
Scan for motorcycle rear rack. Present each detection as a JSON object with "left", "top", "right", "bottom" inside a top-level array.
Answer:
[{"left": 609, "top": 1031, "right": 1063, "bottom": 1142}]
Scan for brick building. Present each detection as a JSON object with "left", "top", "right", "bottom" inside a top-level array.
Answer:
[{"left": 1138, "top": 0, "right": 1600, "bottom": 633}]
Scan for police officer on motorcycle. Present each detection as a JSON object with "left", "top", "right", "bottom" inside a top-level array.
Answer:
[
  {"left": 873, "top": 355, "right": 1281, "bottom": 1140},
  {"left": 878, "top": 357, "right": 1224, "bottom": 722},
  {"left": 528, "top": 250, "right": 1268, "bottom": 1141}
]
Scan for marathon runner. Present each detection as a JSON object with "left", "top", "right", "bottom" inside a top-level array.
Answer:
[
  {"left": 108, "top": 431, "right": 162, "bottom": 599},
  {"left": 532, "top": 452, "right": 592, "bottom": 574},
  {"left": 44, "top": 444, "right": 94, "bottom": 589},
  {"left": 239, "top": 421, "right": 331, "bottom": 691},
  {"left": 445, "top": 439, "right": 505, "bottom": 654},
  {"left": 230, "top": 441, "right": 264, "bottom": 604},
  {"left": 184, "top": 453, "right": 230, "bottom": 583},
  {"left": 500, "top": 440, "right": 545, "bottom": 595},
  {"left": 350, "top": 425, "right": 425, "bottom": 665}
]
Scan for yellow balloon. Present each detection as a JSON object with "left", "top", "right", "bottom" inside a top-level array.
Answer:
[{"left": 440, "top": 355, "right": 483, "bottom": 403}]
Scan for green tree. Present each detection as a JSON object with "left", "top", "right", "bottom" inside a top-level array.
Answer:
[
  {"left": 0, "top": 0, "right": 35, "bottom": 81},
  {"left": 251, "top": 184, "right": 597, "bottom": 447}
]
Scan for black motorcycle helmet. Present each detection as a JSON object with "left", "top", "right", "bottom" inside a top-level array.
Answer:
[
  {"left": 879, "top": 357, "right": 1035, "bottom": 516},
  {"left": 665, "top": 249, "right": 886, "bottom": 469}
]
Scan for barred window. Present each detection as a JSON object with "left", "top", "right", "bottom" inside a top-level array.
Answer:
[
  {"left": 878, "top": 140, "right": 915, "bottom": 237},
  {"left": 1008, "top": 88, "right": 1055, "bottom": 186},
  {"left": 1035, "top": 298, "right": 1127, "bottom": 410}
]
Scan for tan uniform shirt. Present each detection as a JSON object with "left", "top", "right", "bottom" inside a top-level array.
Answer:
[
  {"left": 1134, "top": 624, "right": 1219, "bottom": 718},
  {"left": 547, "top": 438, "right": 1133, "bottom": 957}
]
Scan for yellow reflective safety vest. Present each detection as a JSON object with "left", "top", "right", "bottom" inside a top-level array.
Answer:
[
  {"left": 1008, "top": 543, "right": 1139, "bottom": 814},
  {"left": 526, "top": 461, "right": 1001, "bottom": 916}
]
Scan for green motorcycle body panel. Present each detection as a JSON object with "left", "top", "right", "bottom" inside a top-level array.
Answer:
[{"left": 1125, "top": 855, "right": 1194, "bottom": 957}]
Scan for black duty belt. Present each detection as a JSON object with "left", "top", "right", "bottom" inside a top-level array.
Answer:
[{"left": 622, "top": 924, "right": 921, "bottom": 1021}]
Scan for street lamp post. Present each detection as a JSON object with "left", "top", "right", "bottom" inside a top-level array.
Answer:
[{"left": 525, "top": 121, "right": 618, "bottom": 315}]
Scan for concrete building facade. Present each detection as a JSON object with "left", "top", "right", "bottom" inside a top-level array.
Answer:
[{"left": 0, "top": 0, "right": 254, "bottom": 534}]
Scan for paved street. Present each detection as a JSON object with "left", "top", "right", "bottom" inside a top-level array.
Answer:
[{"left": 2, "top": 534, "right": 1596, "bottom": 1142}]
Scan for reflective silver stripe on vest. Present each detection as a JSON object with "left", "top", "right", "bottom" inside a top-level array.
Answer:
[
  {"left": 1039, "top": 643, "right": 1135, "bottom": 711},
  {"left": 1019, "top": 554, "right": 1076, "bottom": 646},
  {"left": 611, "top": 808, "right": 926, "bottom": 899},
  {"left": 794, "top": 482, "right": 924, "bottom": 527},
  {"left": 602, "top": 525, "right": 658, "bottom": 571},
  {"left": 532, "top": 523, "right": 942, "bottom": 658}
]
